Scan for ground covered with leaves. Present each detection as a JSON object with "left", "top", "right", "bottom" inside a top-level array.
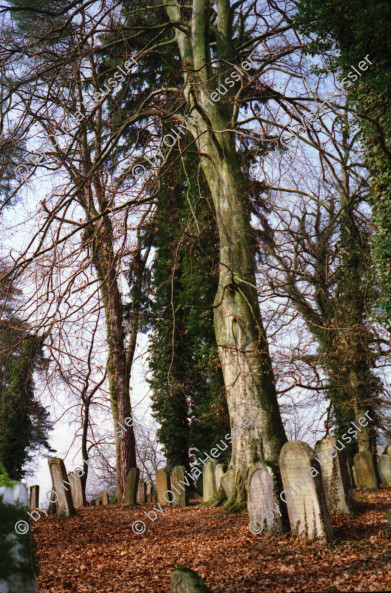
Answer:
[{"left": 33, "top": 487, "right": 391, "bottom": 593}]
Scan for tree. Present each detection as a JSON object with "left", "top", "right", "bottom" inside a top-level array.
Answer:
[
  {"left": 0, "top": 266, "right": 53, "bottom": 480},
  {"left": 295, "top": 0, "right": 391, "bottom": 324},
  {"left": 148, "top": 153, "right": 229, "bottom": 472}
]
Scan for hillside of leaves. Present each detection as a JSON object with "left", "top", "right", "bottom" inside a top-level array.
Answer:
[{"left": 33, "top": 488, "right": 391, "bottom": 593}]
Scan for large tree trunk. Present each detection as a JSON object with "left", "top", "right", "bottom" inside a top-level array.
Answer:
[
  {"left": 164, "top": 0, "right": 287, "bottom": 482},
  {"left": 90, "top": 211, "right": 137, "bottom": 500}
]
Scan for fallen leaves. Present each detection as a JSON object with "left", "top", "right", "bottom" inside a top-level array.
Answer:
[{"left": 32, "top": 487, "right": 391, "bottom": 592}]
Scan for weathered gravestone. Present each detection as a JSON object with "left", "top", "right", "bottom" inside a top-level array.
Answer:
[
  {"left": 146, "top": 482, "right": 153, "bottom": 502},
  {"left": 378, "top": 455, "right": 391, "bottom": 486},
  {"left": 220, "top": 469, "right": 236, "bottom": 500},
  {"left": 137, "top": 479, "right": 147, "bottom": 504},
  {"left": 353, "top": 451, "right": 378, "bottom": 490},
  {"left": 170, "top": 567, "right": 211, "bottom": 593},
  {"left": 124, "top": 467, "right": 140, "bottom": 505},
  {"left": 29, "top": 485, "right": 39, "bottom": 511},
  {"left": 96, "top": 498, "right": 102, "bottom": 506},
  {"left": 214, "top": 464, "right": 224, "bottom": 491},
  {"left": 48, "top": 458, "right": 76, "bottom": 518},
  {"left": 383, "top": 444, "right": 391, "bottom": 457},
  {"left": 247, "top": 462, "right": 289, "bottom": 535},
  {"left": 203, "top": 460, "right": 217, "bottom": 502},
  {"left": 102, "top": 490, "right": 110, "bottom": 506},
  {"left": 171, "top": 466, "right": 188, "bottom": 507},
  {"left": 68, "top": 471, "right": 84, "bottom": 507},
  {"left": 156, "top": 468, "right": 171, "bottom": 506},
  {"left": 0, "top": 463, "right": 38, "bottom": 593},
  {"left": 279, "top": 441, "right": 333, "bottom": 541},
  {"left": 315, "top": 437, "right": 353, "bottom": 514}
]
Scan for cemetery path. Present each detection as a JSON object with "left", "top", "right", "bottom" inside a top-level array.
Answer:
[{"left": 32, "top": 488, "right": 391, "bottom": 592}]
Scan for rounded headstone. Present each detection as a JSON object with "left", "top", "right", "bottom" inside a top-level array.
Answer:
[{"left": 279, "top": 441, "right": 333, "bottom": 541}]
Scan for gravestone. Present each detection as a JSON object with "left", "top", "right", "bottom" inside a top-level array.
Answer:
[
  {"left": 170, "top": 567, "right": 211, "bottom": 593},
  {"left": 156, "top": 468, "right": 171, "bottom": 506},
  {"left": 279, "top": 441, "right": 333, "bottom": 541},
  {"left": 0, "top": 467, "right": 39, "bottom": 593},
  {"left": 214, "top": 464, "right": 225, "bottom": 491},
  {"left": 383, "top": 444, "right": 391, "bottom": 457},
  {"left": 220, "top": 469, "right": 236, "bottom": 500},
  {"left": 247, "top": 462, "right": 288, "bottom": 535},
  {"left": 146, "top": 482, "right": 153, "bottom": 502},
  {"left": 48, "top": 458, "right": 76, "bottom": 518},
  {"left": 315, "top": 437, "right": 353, "bottom": 514},
  {"left": 68, "top": 471, "right": 83, "bottom": 507},
  {"left": 170, "top": 466, "right": 187, "bottom": 507},
  {"left": 102, "top": 490, "right": 109, "bottom": 506},
  {"left": 96, "top": 499, "right": 102, "bottom": 506},
  {"left": 353, "top": 451, "right": 378, "bottom": 490},
  {"left": 124, "top": 467, "right": 139, "bottom": 505},
  {"left": 29, "top": 485, "right": 39, "bottom": 511},
  {"left": 137, "top": 479, "right": 147, "bottom": 504},
  {"left": 378, "top": 455, "right": 391, "bottom": 486},
  {"left": 203, "top": 460, "right": 217, "bottom": 502}
]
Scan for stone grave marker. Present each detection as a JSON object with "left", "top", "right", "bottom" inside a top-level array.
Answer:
[
  {"left": 383, "top": 444, "right": 391, "bottom": 457},
  {"left": 146, "top": 482, "right": 153, "bottom": 502},
  {"left": 156, "top": 468, "right": 171, "bottom": 506},
  {"left": 68, "top": 471, "right": 84, "bottom": 507},
  {"left": 48, "top": 458, "right": 76, "bottom": 518},
  {"left": 0, "top": 464, "right": 38, "bottom": 593},
  {"left": 102, "top": 490, "right": 110, "bottom": 506},
  {"left": 170, "top": 465, "right": 187, "bottom": 507},
  {"left": 29, "top": 485, "right": 39, "bottom": 511},
  {"left": 378, "top": 454, "right": 391, "bottom": 486},
  {"left": 124, "top": 467, "right": 140, "bottom": 505},
  {"left": 96, "top": 498, "right": 102, "bottom": 506},
  {"left": 203, "top": 460, "right": 217, "bottom": 502},
  {"left": 247, "top": 461, "right": 289, "bottom": 535},
  {"left": 137, "top": 479, "right": 147, "bottom": 504},
  {"left": 353, "top": 451, "right": 378, "bottom": 490},
  {"left": 170, "top": 567, "right": 211, "bottom": 593},
  {"left": 279, "top": 441, "right": 333, "bottom": 541},
  {"left": 220, "top": 469, "right": 236, "bottom": 500},
  {"left": 315, "top": 437, "right": 353, "bottom": 514},
  {"left": 214, "top": 464, "right": 225, "bottom": 491}
]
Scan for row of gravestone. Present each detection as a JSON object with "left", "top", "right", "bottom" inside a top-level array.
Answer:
[{"left": 245, "top": 439, "right": 391, "bottom": 542}]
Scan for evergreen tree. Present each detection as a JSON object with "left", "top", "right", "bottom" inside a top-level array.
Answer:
[
  {"left": 148, "top": 157, "right": 229, "bottom": 472},
  {"left": 0, "top": 266, "right": 53, "bottom": 480}
]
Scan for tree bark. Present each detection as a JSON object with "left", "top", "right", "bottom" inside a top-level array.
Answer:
[{"left": 164, "top": 0, "right": 287, "bottom": 479}]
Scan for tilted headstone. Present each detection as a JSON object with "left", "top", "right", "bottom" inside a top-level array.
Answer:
[
  {"left": 146, "top": 482, "right": 153, "bottom": 502},
  {"left": 136, "top": 479, "right": 147, "bottom": 504},
  {"left": 378, "top": 455, "right": 391, "bottom": 486},
  {"left": 315, "top": 437, "right": 353, "bottom": 514},
  {"left": 214, "top": 464, "right": 225, "bottom": 491},
  {"left": 156, "top": 468, "right": 171, "bottom": 506},
  {"left": 124, "top": 467, "right": 140, "bottom": 505},
  {"left": 0, "top": 463, "right": 38, "bottom": 593},
  {"left": 279, "top": 441, "right": 333, "bottom": 541},
  {"left": 170, "top": 466, "right": 187, "bottom": 507},
  {"left": 29, "top": 485, "right": 39, "bottom": 511},
  {"left": 68, "top": 472, "right": 84, "bottom": 507},
  {"left": 170, "top": 567, "right": 211, "bottom": 593},
  {"left": 48, "top": 458, "right": 76, "bottom": 518},
  {"left": 203, "top": 460, "right": 217, "bottom": 502},
  {"left": 247, "top": 462, "right": 289, "bottom": 536},
  {"left": 353, "top": 451, "right": 378, "bottom": 490},
  {"left": 102, "top": 490, "right": 110, "bottom": 506},
  {"left": 220, "top": 469, "right": 236, "bottom": 500}
]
